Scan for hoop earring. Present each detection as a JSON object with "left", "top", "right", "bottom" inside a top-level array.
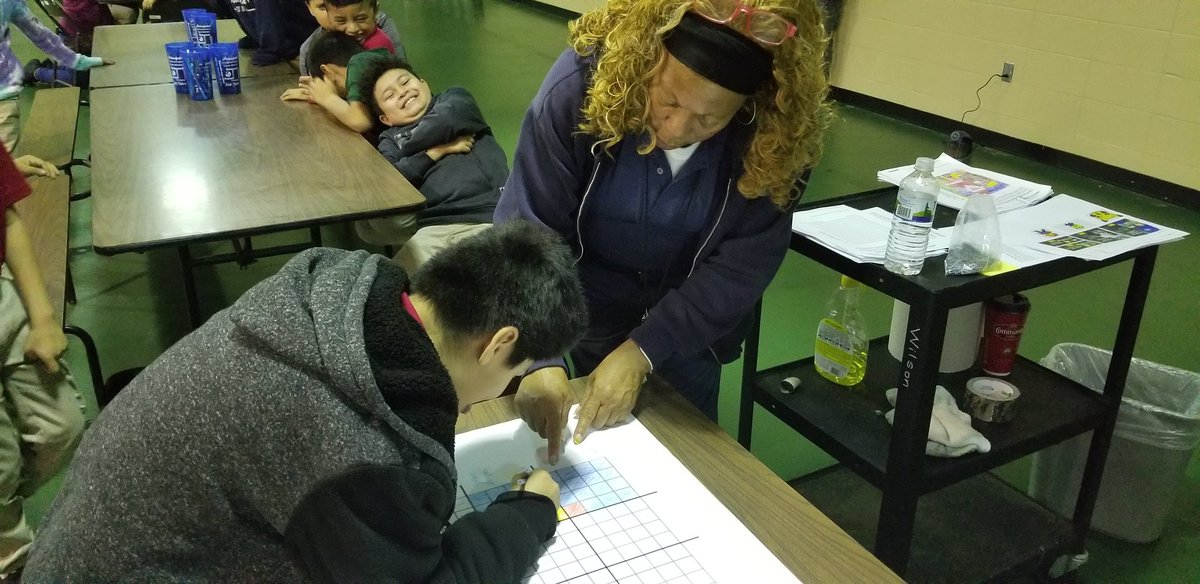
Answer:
[{"left": 738, "top": 100, "right": 758, "bottom": 125}]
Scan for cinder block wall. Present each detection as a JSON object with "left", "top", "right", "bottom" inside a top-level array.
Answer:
[{"left": 830, "top": 0, "right": 1199, "bottom": 191}]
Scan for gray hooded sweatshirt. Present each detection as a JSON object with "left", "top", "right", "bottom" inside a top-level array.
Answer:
[{"left": 25, "top": 248, "right": 555, "bottom": 583}]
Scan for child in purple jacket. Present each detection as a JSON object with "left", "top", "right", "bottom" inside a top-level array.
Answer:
[{"left": 0, "top": 0, "right": 110, "bottom": 152}]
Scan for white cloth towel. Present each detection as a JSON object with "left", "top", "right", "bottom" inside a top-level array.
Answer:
[{"left": 884, "top": 386, "right": 991, "bottom": 457}]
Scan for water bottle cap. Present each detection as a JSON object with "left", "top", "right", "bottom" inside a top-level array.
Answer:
[
  {"left": 840, "top": 275, "right": 860, "bottom": 288},
  {"left": 914, "top": 157, "right": 935, "bottom": 172}
]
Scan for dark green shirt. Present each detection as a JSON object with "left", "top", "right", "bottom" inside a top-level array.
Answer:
[{"left": 346, "top": 48, "right": 391, "bottom": 103}]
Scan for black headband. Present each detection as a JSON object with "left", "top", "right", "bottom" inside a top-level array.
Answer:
[{"left": 663, "top": 12, "right": 774, "bottom": 95}]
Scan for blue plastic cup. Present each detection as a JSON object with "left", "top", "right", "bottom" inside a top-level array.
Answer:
[
  {"left": 165, "top": 41, "right": 191, "bottom": 94},
  {"left": 211, "top": 43, "right": 241, "bottom": 95},
  {"left": 182, "top": 45, "right": 214, "bottom": 101},
  {"left": 188, "top": 12, "right": 218, "bottom": 46},
  {"left": 181, "top": 8, "right": 206, "bottom": 40}
]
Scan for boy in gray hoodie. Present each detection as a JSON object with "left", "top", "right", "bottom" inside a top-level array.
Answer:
[{"left": 24, "top": 222, "right": 588, "bottom": 583}]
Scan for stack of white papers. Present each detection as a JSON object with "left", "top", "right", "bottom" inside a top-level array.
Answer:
[
  {"left": 793, "top": 195, "right": 1186, "bottom": 273},
  {"left": 971, "top": 194, "right": 1188, "bottom": 267},
  {"left": 878, "top": 153, "right": 1053, "bottom": 213},
  {"left": 792, "top": 205, "right": 949, "bottom": 264}
]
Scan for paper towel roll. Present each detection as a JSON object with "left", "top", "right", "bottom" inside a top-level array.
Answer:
[{"left": 888, "top": 300, "right": 983, "bottom": 373}]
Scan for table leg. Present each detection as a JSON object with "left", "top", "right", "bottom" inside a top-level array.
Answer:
[
  {"left": 178, "top": 246, "right": 202, "bottom": 329},
  {"left": 738, "top": 299, "right": 764, "bottom": 448}
]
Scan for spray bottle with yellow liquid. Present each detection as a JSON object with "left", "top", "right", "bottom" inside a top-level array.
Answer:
[{"left": 814, "top": 275, "right": 869, "bottom": 386}]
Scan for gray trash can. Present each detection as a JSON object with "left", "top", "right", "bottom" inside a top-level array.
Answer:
[{"left": 1029, "top": 343, "right": 1200, "bottom": 543}]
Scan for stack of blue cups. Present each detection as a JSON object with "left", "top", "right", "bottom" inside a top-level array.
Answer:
[{"left": 165, "top": 11, "right": 240, "bottom": 100}]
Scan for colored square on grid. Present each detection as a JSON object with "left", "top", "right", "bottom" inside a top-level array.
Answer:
[
  {"left": 562, "top": 502, "right": 585, "bottom": 517},
  {"left": 467, "top": 491, "right": 492, "bottom": 508},
  {"left": 597, "top": 492, "right": 620, "bottom": 506},
  {"left": 588, "top": 480, "right": 613, "bottom": 495},
  {"left": 573, "top": 497, "right": 597, "bottom": 513}
]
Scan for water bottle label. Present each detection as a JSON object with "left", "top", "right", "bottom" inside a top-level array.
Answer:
[{"left": 894, "top": 192, "right": 935, "bottom": 224}]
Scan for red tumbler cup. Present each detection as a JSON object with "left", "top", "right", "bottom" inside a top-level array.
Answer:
[{"left": 982, "top": 293, "right": 1031, "bottom": 376}]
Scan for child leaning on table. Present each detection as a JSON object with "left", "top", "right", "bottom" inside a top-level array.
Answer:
[
  {"left": 281, "top": 30, "right": 385, "bottom": 134},
  {"left": 296, "top": 0, "right": 405, "bottom": 76},
  {"left": 355, "top": 54, "right": 506, "bottom": 273},
  {"left": 0, "top": 0, "right": 111, "bottom": 152},
  {"left": 0, "top": 148, "right": 85, "bottom": 579}
]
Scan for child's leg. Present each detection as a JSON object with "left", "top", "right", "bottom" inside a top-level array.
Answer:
[
  {"left": 393, "top": 223, "right": 491, "bottom": 274},
  {"left": 353, "top": 214, "right": 419, "bottom": 247},
  {"left": 0, "top": 100, "right": 20, "bottom": 154},
  {"left": 0, "top": 280, "right": 85, "bottom": 572},
  {"left": 0, "top": 393, "right": 33, "bottom": 575}
]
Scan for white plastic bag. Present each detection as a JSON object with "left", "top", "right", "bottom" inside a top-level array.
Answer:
[{"left": 945, "top": 192, "right": 1002, "bottom": 275}]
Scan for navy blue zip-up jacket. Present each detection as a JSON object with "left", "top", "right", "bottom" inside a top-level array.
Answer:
[{"left": 495, "top": 49, "right": 794, "bottom": 369}]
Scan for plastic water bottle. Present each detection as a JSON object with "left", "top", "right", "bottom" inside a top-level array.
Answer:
[
  {"left": 884, "top": 157, "right": 940, "bottom": 275},
  {"left": 814, "top": 275, "right": 869, "bottom": 386}
]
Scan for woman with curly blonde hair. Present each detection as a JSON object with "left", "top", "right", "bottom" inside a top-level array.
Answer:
[{"left": 496, "top": 0, "right": 833, "bottom": 460}]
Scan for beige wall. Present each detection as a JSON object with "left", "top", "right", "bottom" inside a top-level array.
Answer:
[
  {"left": 830, "top": 0, "right": 1200, "bottom": 191},
  {"left": 534, "top": 0, "right": 604, "bottom": 14}
]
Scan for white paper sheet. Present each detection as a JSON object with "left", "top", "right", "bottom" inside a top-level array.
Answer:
[
  {"left": 981, "top": 194, "right": 1188, "bottom": 263},
  {"left": 792, "top": 205, "right": 948, "bottom": 263},
  {"left": 877, "top": 153, "right": 1053, "bottom": 212},
  {"left": 453, "top": 408, "right": 801, "bottom": 584}
]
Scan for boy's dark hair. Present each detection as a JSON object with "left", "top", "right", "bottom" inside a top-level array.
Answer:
[
  {"left": 410, "top": 222, "right": 587, "bottom": 366},
  {"left": 306, "top": 30, "right": 366, "bottom": 79},
  {"left": 357, "top": 55, "right": 420, "bottom": 120},
  {"left": 326, "top": 0, "right": 377, "bottom": 8}
]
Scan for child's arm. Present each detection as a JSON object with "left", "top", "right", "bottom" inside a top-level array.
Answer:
[
  {"left": 11, "top": 4, "right": 108, "bottom": 71},
  {"left": 304, "top": 77, "right": 373, "bottom": 133},
  {"left": 4, "top": 209, "right": 67, "bottom": 373},
  {"left": 378, "top": 132, "right": 474, "bottom": 187},
  {"left": 285, "top": 465, "right": 557, "bottom": 583}
]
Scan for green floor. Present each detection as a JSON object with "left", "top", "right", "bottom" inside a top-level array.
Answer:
[{"left": 13, "top": 1, "right": 1200, "bottom": 582}]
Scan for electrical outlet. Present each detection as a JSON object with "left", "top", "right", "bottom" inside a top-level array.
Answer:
[{"left": 1001, "top": 62, "right": 1015, "bottom": 83}]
